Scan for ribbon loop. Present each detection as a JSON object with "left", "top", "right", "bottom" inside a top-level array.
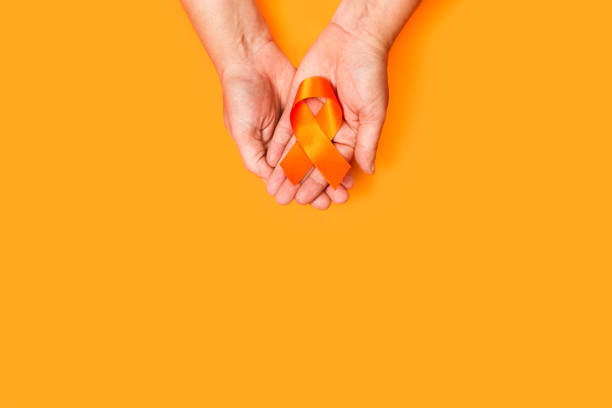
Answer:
[{"left": 280, "top": 77, "right": 350, "bottom": 189}]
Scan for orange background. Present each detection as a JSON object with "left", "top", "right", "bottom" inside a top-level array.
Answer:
[{"left": 1, "top": 0, "right": 611, "bottom": 406}]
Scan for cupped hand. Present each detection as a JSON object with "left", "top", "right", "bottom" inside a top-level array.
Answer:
[
  {"left": 265, "top": 22, "right": 390, "bottom": 207},
  {"left": 220, "top": 40, "right": 295, "bottom": 182}
]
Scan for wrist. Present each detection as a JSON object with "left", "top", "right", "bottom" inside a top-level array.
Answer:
[
  {"left": 331, "top": 0, "right": 420, "bottom": 52},
  {"left": 331, "top": 1, "right": 394, "bottom": 52},
  {"left": 215, "top": 29, "right": 273, "bottom": 81},
  {"left": 218, "top": 38, "right": 279, "bottom": 88},
  {"left": 182, "top": 0, "right": 273, "bottom": 80}
]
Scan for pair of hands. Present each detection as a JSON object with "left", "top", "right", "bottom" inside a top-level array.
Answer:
[
  {"left": 223, "top": 23, "right": 388, "bottom": 210},
  {"left": 184, "top": 0, "right": 419, "bottom": 209}
]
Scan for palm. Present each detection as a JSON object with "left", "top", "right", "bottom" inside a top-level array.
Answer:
[{"left": 266, "top": 23, "right": 389, "bottom": 207}]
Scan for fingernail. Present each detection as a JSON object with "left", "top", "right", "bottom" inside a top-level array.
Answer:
[{"left": 370, "top": 163, "right": 376, "bottom": 174}]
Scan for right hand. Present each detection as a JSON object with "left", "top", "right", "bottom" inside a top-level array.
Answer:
[{"left": 219, "top": 40, "right": 295, "bottom": 183}]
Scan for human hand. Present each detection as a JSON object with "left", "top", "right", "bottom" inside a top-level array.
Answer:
[
  {"left": 222, "top": 41, "right": 344, "bottom": 211},
  {"left": 220, "top": 41, "right": 294, "bottom": 181},
  {"left": 181, "top": 0, "right": 294, "bottom": 182},
  {"left": 182, "top": 0, "right": 419, "bottom": 208},
  {"left": 265, "top": 22, "right": 389, "bottom": 206}
]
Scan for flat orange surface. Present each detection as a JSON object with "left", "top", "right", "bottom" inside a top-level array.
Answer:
[{"left": 1, "top": 0, "right": 611, "bottom": 406}]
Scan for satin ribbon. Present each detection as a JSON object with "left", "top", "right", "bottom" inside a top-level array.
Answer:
[{"left": 280, "top": 77, "right": 350, "bottom": 189}]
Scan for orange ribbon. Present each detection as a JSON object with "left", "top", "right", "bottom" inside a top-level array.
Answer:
[{"left": 280, "top": 77, "right": 350, "bottom": 189}]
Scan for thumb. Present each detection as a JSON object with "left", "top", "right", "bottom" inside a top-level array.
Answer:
[{"left": 354, "top": 115, "right": 386, "bottom": 175}]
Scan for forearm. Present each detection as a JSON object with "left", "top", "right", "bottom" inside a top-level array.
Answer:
[
  {"left": 181, "top": 0, "right": 272, "bottom": 76},
  {"left": 331, "top": 0, "right": 421, "bottom": 52}
]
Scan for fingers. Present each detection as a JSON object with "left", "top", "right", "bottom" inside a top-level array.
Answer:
[
  {"left": 236, "top": 136, "right": 273, "bottom": 181},
  {"left": 307, "top": 174, "right": 352, "bottom": 211},
  {"left": 272, "top": 172, "right": 353, "bottom": 207},
  {"left": 264, "top": 86, "right": 357, "bottom": 208},
  {"left": 295, "top": 169, "right": 351, "bottom": 205},
  {"left": 266, "top": 164, "right": 287, "bottom": 196},
  {"left": 266, "top": 136, "right": 297, "bottom": 196},
  {"left": 354, "top": 116, "right": 386, "bottom": 175},
  {"left": 294, "top": 141, "right": 354, "bottom": 204},
  {"left": 295, "top": 170, "right": 329, "bottom": 205},
  {"left": 305, "top": 174, "right": 353, "bottom": 209},
  {"left": 267, "top": 124, "right": 355, "bottom": 207},
  {"left": 266, "top": 108, "right": 293, "bottom": 167},
  {"left": 295, "top": 173, "right": 351, "bottom": 205},
  {"left": 269, "top": 163, "right": 352, "bottom": 209},
  {"left": 311, "top": 192, "right": 332, "bottom": 210},
  {"left": 326, "top": 184, "right": 349, "bottom": 204},
  {"left": 341, "top": 172, "right": 354, "bottom": 189},
  {"left": 326, "top": 173, "right": 353, "bottom": 207},
  {"left": 274, "top": 177, "right": 299, "bottom": 205}
]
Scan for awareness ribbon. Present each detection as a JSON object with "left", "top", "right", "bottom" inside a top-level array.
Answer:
[{"left": 280, "top": 77, "right": 350, "bottom": 189}]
